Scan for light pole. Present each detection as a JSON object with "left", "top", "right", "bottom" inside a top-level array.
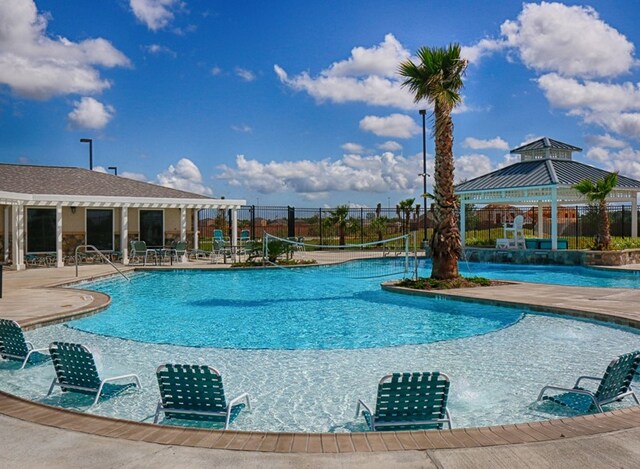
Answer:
[
  {"left": 108, "top": 166, "right": 118, "bottom": 176},
  {"left": 80, "top": 138, "right": 93, "bottom": 170},
  {"left": 419, "top": 109, "right": 428, "bottom": 247}
]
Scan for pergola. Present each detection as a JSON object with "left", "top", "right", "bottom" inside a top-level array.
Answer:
[{"left": 455, "top": 137, "right": 640, "bottom": 249}]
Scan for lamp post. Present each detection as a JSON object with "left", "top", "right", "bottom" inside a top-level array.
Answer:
[
  {"left": 80, "top": 138, "right": 93, "bottom": 170},
  {"left": 108, "top": 166, "right": 118, "bottom": 176},
  {"left": 419, "top": 109, "right": 428, "bottom": 247}
]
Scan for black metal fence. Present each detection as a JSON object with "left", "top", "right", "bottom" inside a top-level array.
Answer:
[{"left": 198, "top": 204, "right": 639, "bottom": 249}]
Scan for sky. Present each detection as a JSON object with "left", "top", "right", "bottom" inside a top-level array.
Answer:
[{"left": 1, "top": 1, "right": 640, "bottom": 208}]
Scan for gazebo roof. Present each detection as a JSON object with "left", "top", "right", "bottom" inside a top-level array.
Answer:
[
  {"left": 510, "top": 137, "right": 582, "bottom": 154},
  {"left": 456, "top": 159, "right": 640, "bottom": 193}
]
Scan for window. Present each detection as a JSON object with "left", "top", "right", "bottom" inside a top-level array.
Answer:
[
  {"left": 87, "top": 209, "right": 114, "bottom": 251},
  {"left": 140, "top": 210, "right": 164, "bottom": 247},
  {"left": 27, "top": 208, "right": 56, "bottom": 253}
]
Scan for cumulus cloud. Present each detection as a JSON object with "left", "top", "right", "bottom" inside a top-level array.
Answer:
[
  {"left": 378, "top": 141, "right": 402, "bottom": 152},
  {"left": 235, "top": 67, "right": 256, "bottom": 82},
  {"left": 274, "top": 34, "right": 419, "bottom": 109},
  {"left": 155, "top": 158, "right": 213, "bottom": 196},
  {"left": 67, "top": 97, "right": 115, "bottom": 129},
  {"left": 462, "top": 137, "right": 509, "bottom": 151},
  {"left": 341, "top": 142, "right": 364, "bottom": 154},
  {"left": 120, "top": 171, "right": 148, "bottom": 182},
  {"left": 129, "top": 0, "right": 182, "bottom": 31},
  {"left": 454, "top": 154, "right": 494, "bottom": 182},
  {"left": 143, "top": 44, "right": 177, "bottom": 58},
  {"left": 584, "top": 134, "right": 627, "bottom": 149},
  {"left": 359, "top": 114, "right": 420, "bottom": 138},
  {"left": 0, "top": 0, "right": 130, "bottom": 99},
  {"left": 584, "top": 147, "right": 640, "bottom": 179}
]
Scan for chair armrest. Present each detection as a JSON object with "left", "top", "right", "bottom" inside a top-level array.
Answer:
[
  {"left": 537, "top": 384, "right": 596, "bottom": 402},
  {"left": 355, "top": 399, "right": 373, "bottom": 418},
  {"left": 103, "top": 373, "right": 142, "bottom": 389},
  {"left": 228, "top": 392, "right": 251, "bottom": 412},
  {"left": 574, "top": 375, "right": 603, "bottom": 388}
]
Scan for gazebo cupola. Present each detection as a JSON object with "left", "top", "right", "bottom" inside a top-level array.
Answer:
[{"left": 511, "top": 137, "right": 582, "bottom": 162}]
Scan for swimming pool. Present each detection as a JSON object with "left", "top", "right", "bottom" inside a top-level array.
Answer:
[{"left": 0, "top": 260, "right": 638, "bottom": 432}]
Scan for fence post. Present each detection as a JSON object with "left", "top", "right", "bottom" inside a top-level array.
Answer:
[
  {"left": 250, "top": 205, "right": 256, "bottom": 240},
  {"left": 319, "top": 208, "right": 323, "bottom": 247},
  {"left": 287, "top": 206, "right": 295, "bottom": 238},
  {"left": 621, "top": 205, "right": 626, "bottom": 238},
  {"left": 360, "top": 208, "right": 364, "bottom": 245},
  {"left": 575, "top": 206, "right": 579, "bottom": 249}
]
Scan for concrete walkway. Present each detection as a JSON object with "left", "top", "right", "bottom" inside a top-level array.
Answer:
[{"left": 1, "top": 262, "right": 640, "bottom": 468}]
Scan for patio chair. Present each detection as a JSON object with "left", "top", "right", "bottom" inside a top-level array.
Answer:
[
  {"left": 46, "top": 342, "right": 141, "bottom": 406},
  {"left": 503, "top": 215, "right": 525, "bottom": 249},
  {"left": 154, "top": 364, "right": 251, "bottom": 429},
  {"left": 213, "top": 229, "right": 226, "bottom": 242},
  {"left": 239, "top": 230, "right": 250, "bottom": 243},
  {"left": 0, "top": 319, "right": 50, "bottom": 369},
  {"left": 165, "top": 241, "right": 187, "bottom": 263},
  {"left": 130, "top": 240, "right": 155, "bottom": 265},
  {"left": 537, "top": 350, "right": 640, "bottom": 413},
  {"left": 355, "top": 372, "right": 452, "bottom": 431}
]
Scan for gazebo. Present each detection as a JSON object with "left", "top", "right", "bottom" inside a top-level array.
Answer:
[{"left": 455, "top": 137, "right": 640, "bottom": 249}]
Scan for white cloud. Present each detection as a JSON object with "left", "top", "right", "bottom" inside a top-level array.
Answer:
[
  {"left": 129, "top": 0, "right": 182, "bottom": 31},
  {"left": 585, "top": 147, "right": 610, "bottom": 163},
  {"left": 120, "top": 171, "right": 148, "bottom": 182},
  {"left": 454, "top": 154, "right": 493, "bottom": 182},
  {"left": 274, "top": 34, "right": 419, "bottom": 109},
  {"left": 217, "top": 152, "right": 423, "bottom": 196},
  {"left": 211, "top": 66, "right": 222, "bottom": 76},
  {"left": 67, "top": 97, "right": 115, "bottom": 129},
  {"left": 235, "top": 67, "right": 256, "bottom": 82},
  {"left": 462, "top": 137, "right": 509, "bottom": 151},
  {"left": 0, "top": 0, "right": 130, "bottom": 99},
  {"left": 156, "top": 158, "right": 213, "bottom": 196},
  {"left": 341, "top": 143, "right": 364, "bottom": 154},
  {"left": 231, "top": 124, "right": 252, "bottom": 133},
  {"left": 143, "top": 44, "right": 177, "bottom": 58},
  {"left": 359, "top": 114, "right": 420, "bottom": 138},
  {"left": 461, "top": 38, "right": 506, "bottom": 65},
  {"left": 584, "top": 134, "right": 627, "bottom": 149},
  {"left": 499, "top": 2, "right": 634, "bottom": 78},
  {"left": 583, "top": 146, "right": 640, "bottom": 180},
  {"left": 378, "top": 141, "right": 402, "bottom": 152}
]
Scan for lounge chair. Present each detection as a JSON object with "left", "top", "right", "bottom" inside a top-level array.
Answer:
[
  {"left": 154, "top": 364, "right": 250, "bottom": 429},
  {"left": 0, "top": 319, "right": 50, "bottom": 369},
  {"left": 130, "top": 240, "right": 155, "bottom": 265},
  {"left": 46, "top": 342, "right": 141, "bottom": 406},
  {"left": 537, "top": 350, "right": 640, "bottom": 413},
  {"left": 164, "top": 241, "right": 187, "bottom": 263},
  {"left": 355, "top": 372, "right": 452, "bottom": 431},
  {"left": 239, "top": 230, "right": 250, "bottom": 243},
  {"left": 213, "top": 229, "right": 226, "bottom": 242}
]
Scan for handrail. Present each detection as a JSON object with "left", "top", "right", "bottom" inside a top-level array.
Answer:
[{"left": 75, "top": 245, "right": 130, "bottom": 282}]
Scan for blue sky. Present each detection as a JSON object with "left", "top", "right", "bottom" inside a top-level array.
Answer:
[{"left": 1, "top": 1, "right": 640, "bottom": 207}]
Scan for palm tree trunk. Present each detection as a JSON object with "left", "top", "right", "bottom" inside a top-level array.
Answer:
[
  {"left": 430, "top": 102, "right": 460, "bottom": 280},
  {"left": 598, "top": 200, "right": 611, "bottom": 250}
]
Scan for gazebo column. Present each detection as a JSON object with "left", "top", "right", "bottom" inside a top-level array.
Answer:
[
  {"left": 460, "top": 200, "right": 466, "bottom": 247},
  {"left": 632, "top": 197, "right": 638, "bottom": 238},
  {"left": 193, "top": 209, "right": 199, "bottom": 250},
  {"left": 12, "top": 203, "right": 25, "bottom": 270},
  {"left": 551, "top": 188, "right": 558, "bottom": 250},
  {"left": 537, "top": 202, "right": 544, "bottom": 238},
  {"left": 121, "top": 206, "right": 129, "bottom": 265},
  {"left": 56, "top": 204, "right": 64, "bottom": 267},
  {"left": 3, "top": 206, "right": 9, "bottom": 263}
]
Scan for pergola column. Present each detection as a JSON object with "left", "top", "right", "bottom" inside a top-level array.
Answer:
[
  {"left": 121, "top": 206, "right": 129, "bottom": 265},
  {"left": 193, "top": 209, "right": 199, "bottom": 250},
  {"left": 632, "top": 197, "right": 638, "bottom": 238},
  {"left": 56, "top": 204, "right": 64, "bottom": 267},
  {"left": 180, "top": 207, "right": 187, "bottom": 262},
  {"left": 3, "top": 206, "right": 9, "bottom": 263},
  {"left": 231, "top": 208, "right": 238, "bottom": 261},
  {"left": 551, "top": 188, "right": 558, "bottom": 250},
  {"left": 12, "top": 203, "right": 25, "bottom": 270}
]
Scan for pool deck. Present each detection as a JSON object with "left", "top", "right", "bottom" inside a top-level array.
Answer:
[{"left": 1, "top": 261, "right": 640, "bottom": 468}]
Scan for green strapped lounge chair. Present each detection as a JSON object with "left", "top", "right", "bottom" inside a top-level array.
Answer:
[
  {"left": 0, "top": 319, "right": 50, "bottom": 369},
  {"left": 154, "top": 364, "right": 251, "bottom": 429},
  {"left": 355, "top": 372, "right": 452, "bottom": 431},
  {"left": 130, "top": 240, "right": 155, "bottom": 265},
  {"left": 46, "top": 342, "right": 141, "bottom": 406},
  {"left": 537, "top": 350, "right": 640, "bottom": 413}
]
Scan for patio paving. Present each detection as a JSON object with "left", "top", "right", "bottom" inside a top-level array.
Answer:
[{"left": 0, "top": 260, "right": 640, "bottom": 467}]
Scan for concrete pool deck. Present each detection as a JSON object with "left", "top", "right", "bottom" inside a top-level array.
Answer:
[{"left": 1, "top": 262, "right": 640, "bottom": 468}]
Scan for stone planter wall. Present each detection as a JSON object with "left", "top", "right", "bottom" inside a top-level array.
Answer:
[{"left": 463, "top": 247, "right": 640, "bottom": 266}]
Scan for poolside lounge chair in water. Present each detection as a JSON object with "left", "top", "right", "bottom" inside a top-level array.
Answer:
[
  {"left": 0, "top": 319, "right": 50, "bottom": 369},
  {"left": 46, "top": 342, "right": 141, "bottom": 406},
  {"left": 355, "top": 372, "right": 452, "bottom": 431},
  {"left": 537, "top": 350, "right": 640, "bottom": 413},
  {"left": 154, "top": 364, "right": 251, "bottom": 429}
]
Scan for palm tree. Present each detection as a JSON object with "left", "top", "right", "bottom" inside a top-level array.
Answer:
[
  {"left": 327, "top": 204, "right": 350, "bottom": 245},
  {"left": 396, "top": 198, "right": 415, "bottom": 235},
  {"left": 573, "top": 172, "right": 618, "bottom": 250},
  {"left": 399, "top": 44, "right": 468, "bottom": 280}
]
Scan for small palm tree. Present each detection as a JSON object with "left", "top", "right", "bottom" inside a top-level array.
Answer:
[
  {"left": 396, "top": 198, "right": 415, "bottom": 235},
  {"left": 399, "top": 44, "right": 468, "bottom": 280},
  {"left": 573, "top": 172, "right": 618, "bottom": 250},
  {"left": 327, "top": 204, "right": 350, "bottom": 245},
  {"left": 370, "top": 216, "right": 389, "bottom": 243}
]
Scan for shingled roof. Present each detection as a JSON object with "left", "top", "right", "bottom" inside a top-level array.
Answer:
[
  {"left": 0, "top": 164, "right": 210, "bottom": 199},
  {"left": 456, "top": 159, "right": 640, "bottom": 192}
]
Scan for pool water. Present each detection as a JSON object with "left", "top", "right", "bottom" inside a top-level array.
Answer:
[{"left": 0, "top": 259, "right": 638, "bottom": 432}]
